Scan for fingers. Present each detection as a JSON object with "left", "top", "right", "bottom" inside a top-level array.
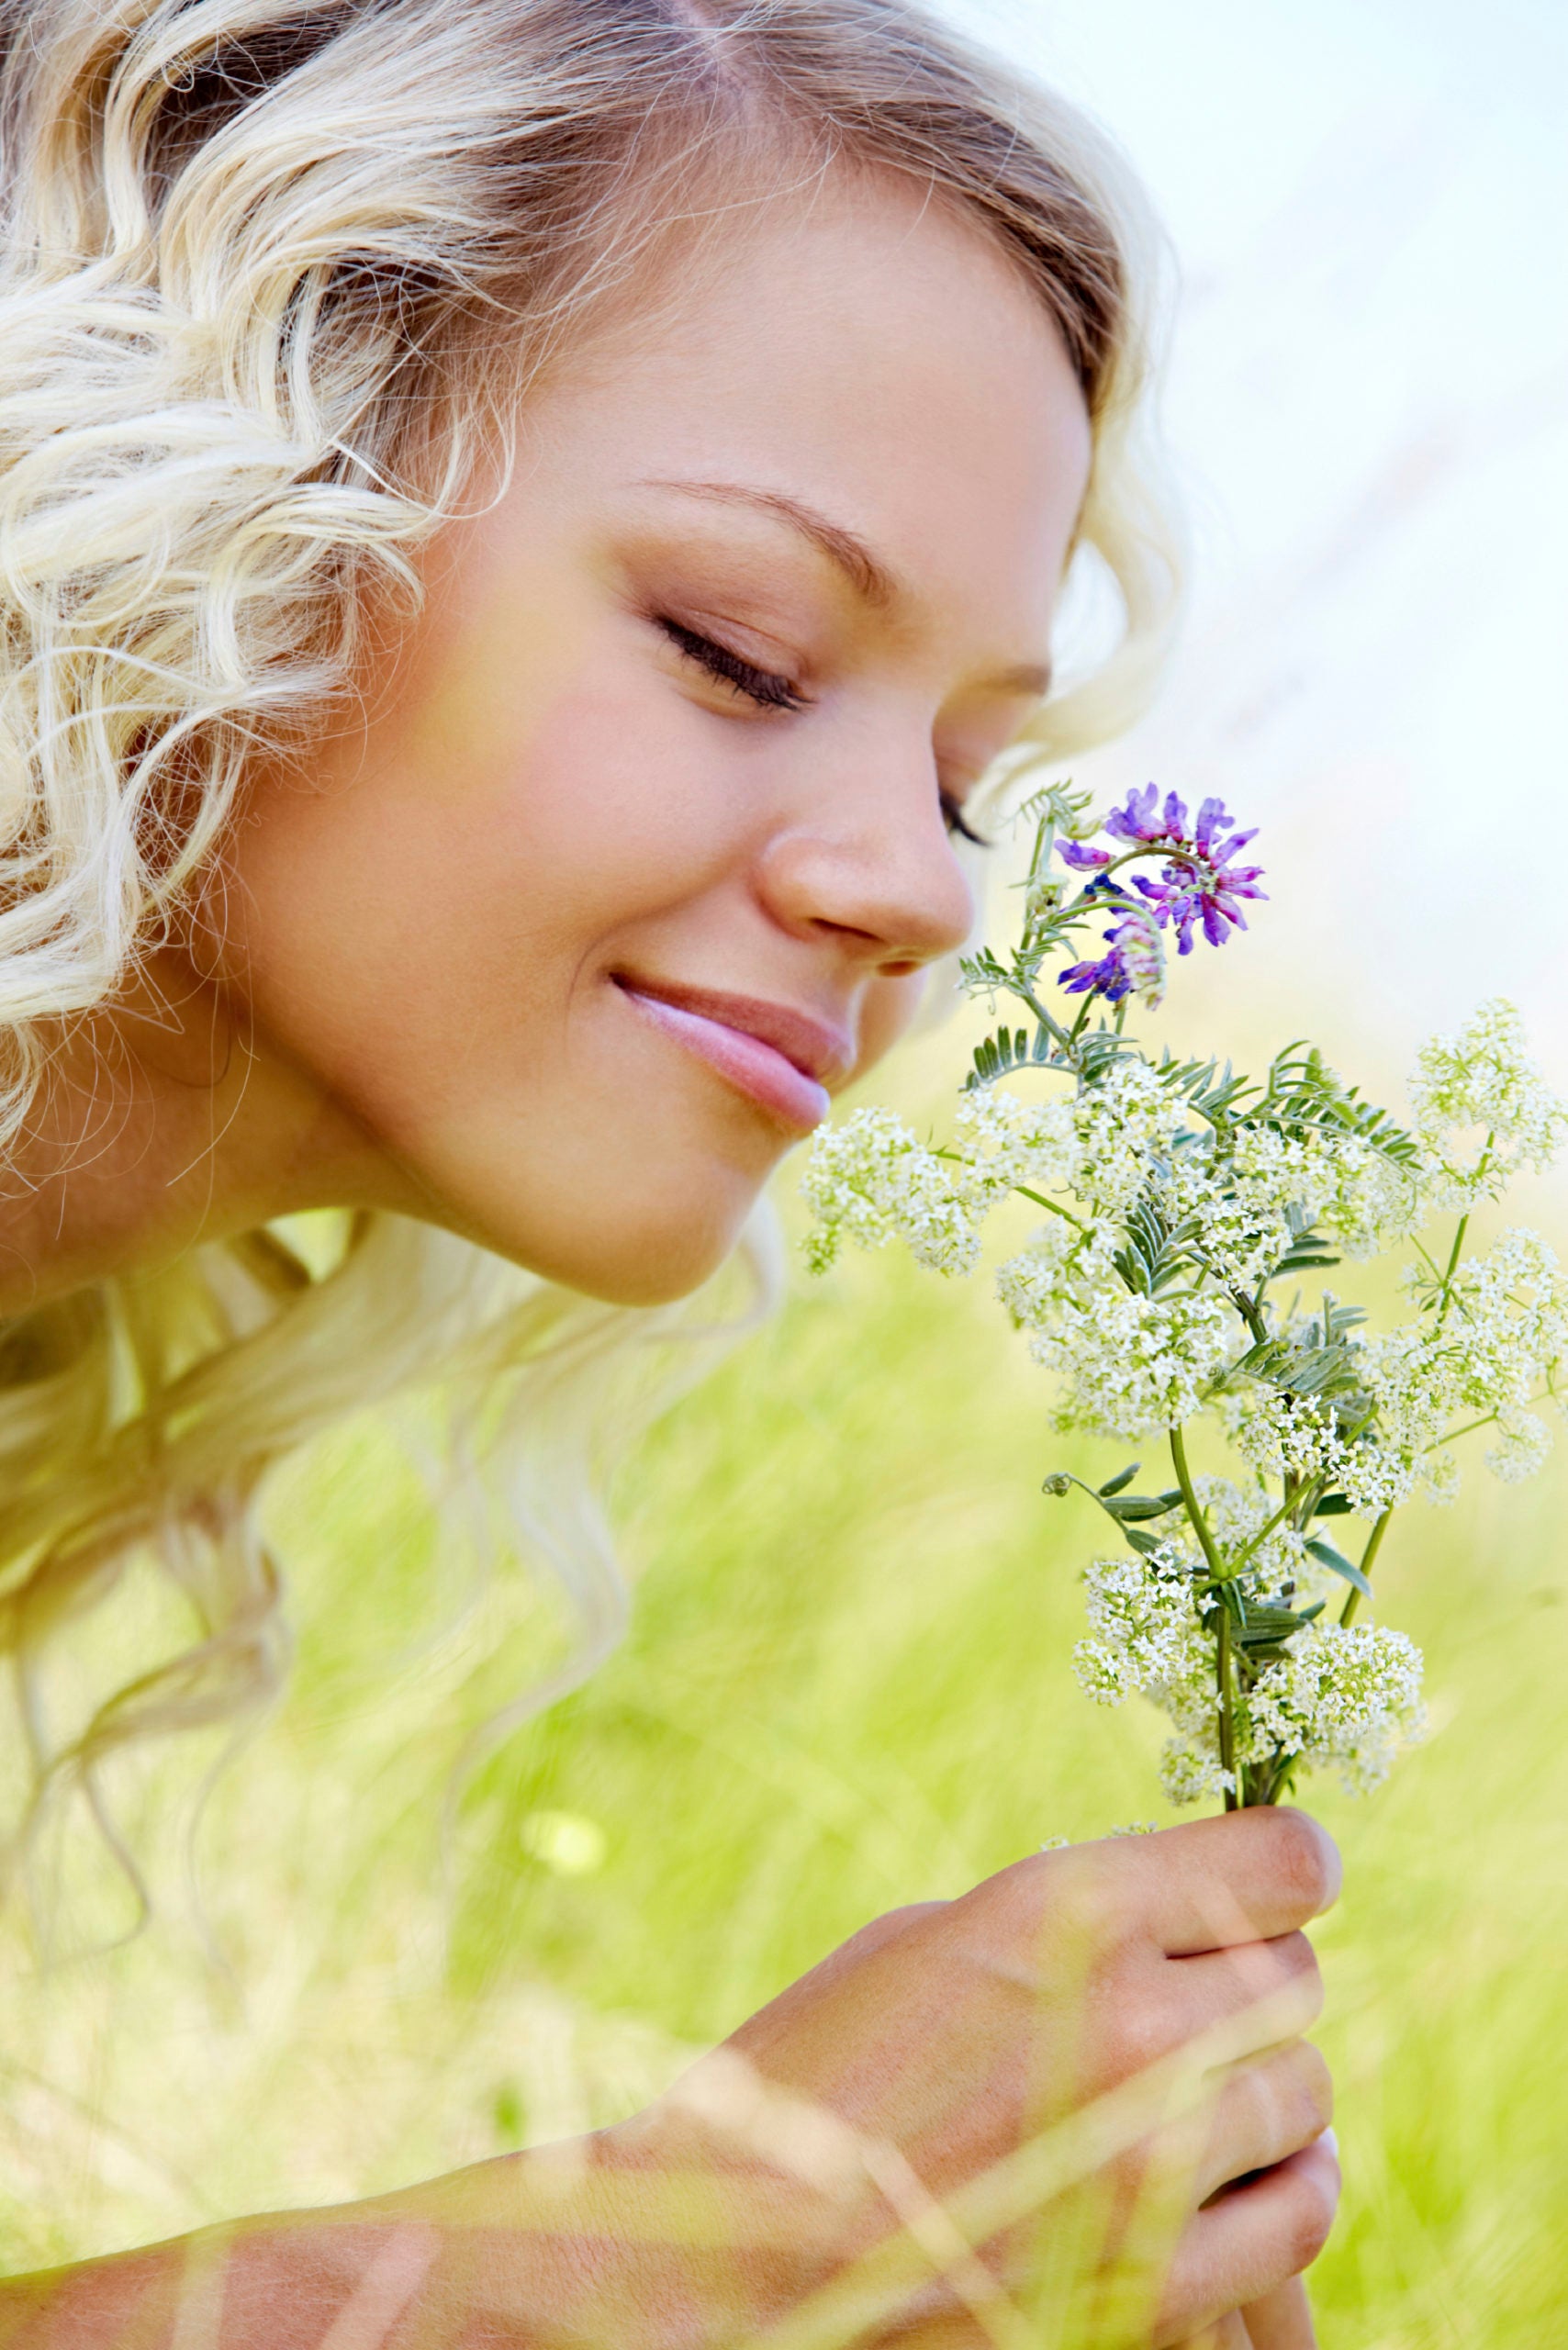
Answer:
[
  {"left": 1075, "top": 1931, "right": 1322, "bottom": 2102},
  {"left": 1195, "top": 2042, "right": 1332, "bottom": 2205},
  {"left": 1157, "top": 2133, "right": 1338, "bottom": 2344},
  {"left": 971, "top": 1810, "right": 1339, "bottom": 1983},
  {"left": 1238, "top": 2276, "right": 1317, "bottom": 2349},
  {"left": 1132, "top": 1810, "right": 1341, "bottom": 1956},
  {"left": 1173, "top": 1930, "right": 1325, "bottom": 2058}
]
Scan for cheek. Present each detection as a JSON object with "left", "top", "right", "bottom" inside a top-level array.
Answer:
[{"left": 220, "top": 674, "right": 744, "bottom": 1135}]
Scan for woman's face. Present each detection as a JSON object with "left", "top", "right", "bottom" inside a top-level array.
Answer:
[{"left": 216, "top": 173, "right": 1092, "bottom": 1304}]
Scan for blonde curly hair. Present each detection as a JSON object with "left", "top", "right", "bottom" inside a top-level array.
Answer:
[{"left": 0, "top": 0, "right": 1179, "bottom": 1905}]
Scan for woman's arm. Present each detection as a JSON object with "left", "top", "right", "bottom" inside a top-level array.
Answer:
[{"left": 0, "top": 1809, "right": 1338, "bottom": 2348}]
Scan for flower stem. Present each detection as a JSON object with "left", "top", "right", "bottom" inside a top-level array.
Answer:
[
  {"left": 1339, "top": 1505, "right": 1394, "bottom": 1626},
  {"left": 1169, "top": 1427, "right": 1240, "bottom": 1811},
  {"left": 1432, "top": 1210, "right": 1472, "bottom": 1334},
  {"left": 1430, "top": 1384, "right": 1556, "bottom": 1449},
  {"left": 1011, "top": 1185, "right": 1088, "bottom": 1230},
  {"left": 1216, "top": 1606, "right": 1238, "bottom": 1811},
  {"left": 1169, "top": 1425, "right": 1225, "bottom": 1579},
  {"left": 1227, "top": 1492, "right": 1297, "bottom": 1575},
  {"left": 1016, "top": 988, "right": 1083, "bottom": 1064}
]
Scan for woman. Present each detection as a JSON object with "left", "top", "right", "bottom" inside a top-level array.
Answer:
[{"left": 0, "top": 1, "right": 1338, "bottom": 2341}]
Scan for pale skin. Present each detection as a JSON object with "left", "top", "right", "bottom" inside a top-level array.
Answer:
[{"left": 0, "top": 173, "right": 1337, "bottom": 2344}]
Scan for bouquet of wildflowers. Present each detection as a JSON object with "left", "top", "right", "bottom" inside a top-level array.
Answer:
[{"left": 803, "top": 784, "right": 1568, "bottom": 1809}]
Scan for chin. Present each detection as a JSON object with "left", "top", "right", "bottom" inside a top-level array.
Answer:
[{"left": 464, "top": 1174, "right": 760, "bottom": 1310}]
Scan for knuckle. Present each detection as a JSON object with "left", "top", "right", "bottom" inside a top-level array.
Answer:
[
  {"left": 1276, "top": 1927, "right": 1324, "bottom": 1988},
  {"left": 961, "top": 1857, "right": 1041, "bottom": 1940},
  {"left": 1113, "top": 1986, "right": 1182, "bottom": 2077},
  {"left": 1298, "top": 2039, "right": 1334, "bottom": 2116},
  {"left": 875, "top": 1900, "right": 946, "bottom": 1934},
  {"left": 1035, "top": 1848, "right": 1132, "bottom": 1951},
  {"left": 833, "top": 1900, "right": 946, "bottom": 1968},
  {"left": 1267, "top": 1930, "right": 1326, "bottom": 2025}
]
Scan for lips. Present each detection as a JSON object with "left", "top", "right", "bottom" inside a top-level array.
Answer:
[{"left": 612, "top": 976, "right": 851, "bottom": 1133}]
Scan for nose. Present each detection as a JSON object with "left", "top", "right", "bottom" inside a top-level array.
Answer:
[{"left": 756, "top": 753, "right": 977, "bottom": 977}]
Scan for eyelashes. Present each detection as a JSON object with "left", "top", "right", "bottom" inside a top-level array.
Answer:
[
  {"left": 942, "top": 795, "right": 988, "bottom": 846},
  {"left": 654, "top": 614, "right": 990, "bottom": 845},
  {"left": 655, "top": 614, "right": 808, "bottom": 712}
]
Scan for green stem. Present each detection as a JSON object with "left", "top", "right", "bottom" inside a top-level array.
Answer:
[
  {"left": 1432, "top": 1211, "right": 1472, "bottom": 1335},
  {"left": 1169, "top": 1426, "right": 1225, "bottom": 1581},
  {"left": 1011, "top": 1186, "right": 1087, "bottom": 1229},
  {"left": 1430, "top": 1384, "right": 1556, "bottom": 1450},
  {"left": 1169, "top": 1427, "right": 1242, "bottom": 1812},
  {"left": 1227, "top": 1286, "right": 1271, "bottom": 1346},
  {"left": 1227, "top": 1492, "right": 1298, "bottom": 1576},
  {"left": 1338, "top": 1505, "right": 1394, "bottom": 1626},
  {"left": 1016, "top": 989, "right": 1082, "bottom": 1063},
  {"left": 1216, "top": 1607, "right": 1238, "bottom": 1812}
]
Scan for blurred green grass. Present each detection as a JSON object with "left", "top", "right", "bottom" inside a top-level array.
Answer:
[{"left": 3, "top": 1125, "right": 1567, "bottom": 2342}]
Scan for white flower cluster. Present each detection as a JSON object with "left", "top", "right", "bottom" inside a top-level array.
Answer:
[
  {"left": 1217, "top": 1223, "right": 1568, "bottom": 1512},
  {"left": 1073, "top": 1524, "right": 1427, "bottom": 1803},
  {"left": 1000, "top": 1234, "right": 1236, "bottom": 1441},
  {"left": 1217, "top": 1350, "right": 1427, "bottom": 1514},
  {"left": 1167, "top": 1125, "right": 1421, "bottom": 1291},
  {"left": 801, "top": 1107, "right": 988, "bottom": 1278},
  {"left": 952, "top": 1060, "right": 1186, "bottom": 1221},
  {"left": 1248, "top": 1622, "right": 1428, "bottom": 1796},
  {"left": 1361, "top": 1226, "right": 1568, "bottom": 1495},
  {"left": 1409, "top": 997, "right": 1568, "bottom": 1207},
  {"left": 802, "top": 1001, "right": 1565, "bottom": 1815}
]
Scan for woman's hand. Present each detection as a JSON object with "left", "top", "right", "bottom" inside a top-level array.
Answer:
[
  {"left": 0, "top": 1809, "right": 1338, "bottom": 2347},
  {"left": 604, "top": 1805, "right": 1339, "bottom": 2345}
]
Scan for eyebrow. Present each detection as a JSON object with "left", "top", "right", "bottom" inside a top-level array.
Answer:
[
  {"left": 639, "top": 475, "right": 898, "bottom": 608},
  {"left": 637, "top": 475, "right": 1052, "bottom": 699}
]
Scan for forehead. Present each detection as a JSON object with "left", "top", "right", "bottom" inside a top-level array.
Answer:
[{"left": 520, "top": 167, "right": 1094, "bottom": 653}]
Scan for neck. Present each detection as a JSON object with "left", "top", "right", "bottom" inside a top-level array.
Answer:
[{"left": 0, "top": 951, "right": 415, "bottom": 1317}]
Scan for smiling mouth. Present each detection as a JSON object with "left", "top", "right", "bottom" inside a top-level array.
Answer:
[{"left": 611, "top": 976, "right": 849, "bottom": 1133}]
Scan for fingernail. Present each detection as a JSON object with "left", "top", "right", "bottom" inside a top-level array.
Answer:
[{"left": 1318, "top": 2126, "right": 1339, "bottom": 2164}]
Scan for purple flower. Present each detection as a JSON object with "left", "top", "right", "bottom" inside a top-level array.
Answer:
[
  {"left": 1133, "top": 830, "right": 1266, "bottom": 952},
  {"left": 1104, "top": 783, "right": 1190, "bottom": 847},
  {"left": 1059, "top": 949, "right": 1130, "bottom": 1002},
  {"left": 1057, "top": 838, "right": 1114, "bottom": 871},
  {"left": 1057, "top": 782, "right": 1267, "bottom": 979},
  {"left": 1112, "top": 788, "right": 1266, "bottom": 956},
  {"left": 1059, "top": 902, "right": 1166, "bottom": 1009}
]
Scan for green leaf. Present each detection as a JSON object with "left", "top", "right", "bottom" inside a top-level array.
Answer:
[
  {"left": 1124, "top": 1528, "right": 1164, "bottom": 1556},
  {"left": 1313, "top": 1494, "right": 1353, "bottom": 1516},
  {"left": 1248, "top": 1041, "right": 1421, "bottom": 1169},
  {"left": 1235, "top": 1604, "right": 1308, "bottom": 1648},
  {"left": 1104, "top": 1490, "right": 1185, "bottom": 1521},
  {"left": 1304, "top": 1537, "right": 1373, "bottom": 1597},
  {"left": 1097, "top": 1463, "right": 1141, "bottom": 1499}
]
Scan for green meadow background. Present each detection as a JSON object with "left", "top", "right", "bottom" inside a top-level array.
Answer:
[{"left": 1, "top": 974, "right": 1565, "bottom": 2348}]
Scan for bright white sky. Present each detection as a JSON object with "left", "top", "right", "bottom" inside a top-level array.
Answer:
[{"left": 939, "top": 0, "right": 1568, "bottom": 1090}]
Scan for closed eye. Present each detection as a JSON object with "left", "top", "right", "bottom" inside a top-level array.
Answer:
[
  {"left": 656, "top": 613, "right": 989, "bottom": 845},
  {"left": 655, "top": 616, "right": 808, "bottom": 712},
  {"left": 941, "top": 793, "right": 988, "bottom": 846}
]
